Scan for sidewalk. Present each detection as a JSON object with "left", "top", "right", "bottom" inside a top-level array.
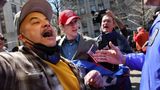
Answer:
[{"left": 130, "top": 70, "right": 141, "bottom": 90}]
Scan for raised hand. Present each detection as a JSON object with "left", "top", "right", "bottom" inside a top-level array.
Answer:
[{"left": 92, "top": 42, "right": 126, "bottom": 64}]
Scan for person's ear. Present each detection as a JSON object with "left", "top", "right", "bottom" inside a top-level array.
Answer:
[
  {"left": 18, "top": 34, "right": 22, "bottom": 40},
  {"left": 18, "top": 34, "right": 25, "bottom": 41},
  {"left": 18, "top": 34, "right": 27, "bottom": 43}
]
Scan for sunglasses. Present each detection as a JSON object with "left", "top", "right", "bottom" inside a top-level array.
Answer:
[{"left": 0, "top": 37, "right": 4, "bottom": 40}]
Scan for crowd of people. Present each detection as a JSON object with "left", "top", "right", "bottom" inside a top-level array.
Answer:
[{"left": 0, "top": 0, "right": 159, "bottom": 90}]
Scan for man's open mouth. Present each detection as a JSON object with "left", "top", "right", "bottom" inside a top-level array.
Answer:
[
  {"left": 42, "top": 30, "right": 53, "bottom": 38},
  {"left": 103, "top": 25, "right": 108, "bottom": 28}
]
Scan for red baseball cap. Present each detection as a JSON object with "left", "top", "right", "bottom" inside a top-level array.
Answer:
[{"left": 59, "top": 10, "right": 80, "bottom": 25}]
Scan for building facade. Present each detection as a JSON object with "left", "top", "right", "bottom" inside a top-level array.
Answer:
[
  {"left": 60, "top": 0, "right": 155, "bottom": 38},
  {"left": 76, "top": 0, "right": 110, "bottom": 37},
  {"left": 0, "top": 0, "right": 26, "bottom": 51}
]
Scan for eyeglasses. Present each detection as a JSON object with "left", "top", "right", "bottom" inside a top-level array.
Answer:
[{"left": 0, "top": 37, "right": 4, "bottom": 40}]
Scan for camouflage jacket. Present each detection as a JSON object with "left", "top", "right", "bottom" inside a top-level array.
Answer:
[{"left": 0, "top": 46, "right": 86, "bottom": 90}]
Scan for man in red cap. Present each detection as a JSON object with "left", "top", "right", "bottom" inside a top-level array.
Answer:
[
  {"left": 58, "top": 10, "right": 106, "bottom": 88},
  {"left": 58, "top": 9, "right": 107, "bottom": 86},
  {"left": 58, "top": 9, "right": 95, "bottom": 61},
  {"left": 0, "top": 0, "right": 105, "bottom": 90},
  {"left": 58, "top": 9, "right": 124, "bottom": 89}
]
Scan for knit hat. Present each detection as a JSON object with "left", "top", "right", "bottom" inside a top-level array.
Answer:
[
  {"left": 17, "top": 0, "right": 53, "bottom": 34},
  {"left": 58, "top": 10, "right": 80, "bottom": 25}
]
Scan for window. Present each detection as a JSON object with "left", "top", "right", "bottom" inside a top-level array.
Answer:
[
  {"left": 89, "top": 0, "right": 94, "bottom": 3},
  {"left": 0, "top": 10, "right": 6, "bottom": 34},
  {"left": 78, "top": 0, "right": 84, "bottom": 4},
  {"left": 89, "top": 0, "right": 95, "bottom": 4},
  {"left": 90, "top": 5, "right": 96, "bottom": 12},
  {"left": 80, "top": 8, "right": 86, "bottom": 15},
  {"left": 82, "top": 22, "right": 87, "bottom": 28},
  {"left": 11, "top": 4, "right": 17, "bottom": 14},
  {"left": 11, "top": 4, "right": 17, "bottom": 19},
  {"left": 1, "top": 22, "right": 6, "bottom": 34},
  {"left": 98, "top": 3, "right": 104, "bottom": 11},
  {"left": 83, "top": 31, "right": 88, "bottom": 36}
]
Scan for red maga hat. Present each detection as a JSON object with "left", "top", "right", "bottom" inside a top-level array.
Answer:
[{"left": 59, "top": 10, "right": 80, "bottom": 25}]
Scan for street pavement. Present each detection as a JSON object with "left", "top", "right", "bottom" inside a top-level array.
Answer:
[{"left": 130, "top": 70, "right": 141, "bottom": 90}]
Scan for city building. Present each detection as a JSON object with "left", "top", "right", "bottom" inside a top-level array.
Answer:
[
  {"left": 0, "top": 0, "right": 26, "bottom": 51},
  {"left": 60, "top": 0, "right": 155, "bottom": 38},
  {"left": 76, "top": 0, "right": 110, "bottom": 37}
]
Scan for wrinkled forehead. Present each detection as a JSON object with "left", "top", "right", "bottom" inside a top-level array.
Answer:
[{"left": 102, "top": 14, "right": 114, "bottom": 21}]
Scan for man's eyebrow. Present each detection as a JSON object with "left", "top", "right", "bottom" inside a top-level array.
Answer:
[{"left": 29, "top": 17, "right": 39, "bottom": 22}]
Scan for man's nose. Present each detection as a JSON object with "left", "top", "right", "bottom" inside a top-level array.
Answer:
[
  {"left": 43, "top": 20, "right": 50, "bottom": 28},
  {"left": 44, "top": 24, "right": 50, "bottom": 28}
]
